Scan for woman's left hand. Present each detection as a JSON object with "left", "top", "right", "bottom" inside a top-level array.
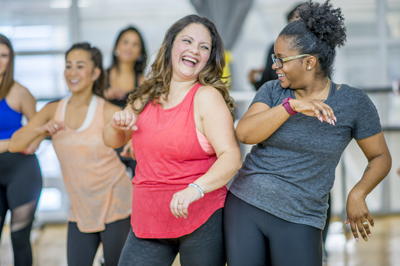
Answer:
[
  {"left": 170, "top": 186, "right": 202, "bottom": 219},
  {"left": 345, "top": 191, "right": 374, "bottom": 242}
]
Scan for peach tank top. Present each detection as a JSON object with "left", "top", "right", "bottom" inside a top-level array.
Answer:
[{"left": 52, "top": 95, "right": 132, "bottom": 233}]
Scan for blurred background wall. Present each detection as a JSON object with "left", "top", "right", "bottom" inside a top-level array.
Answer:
[{"left": 1, "top": 0, "right": 400, "bottom": 221}]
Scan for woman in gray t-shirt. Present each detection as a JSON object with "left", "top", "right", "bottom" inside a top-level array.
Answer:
[{"left": 224, "top": 1, "right": 392, "bottom": 266}]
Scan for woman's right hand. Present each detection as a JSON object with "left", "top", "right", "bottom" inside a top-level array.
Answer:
[
  {"left": 37, "top": 120, "right": 66, "bottom": 136},
  {"left": 110, "top": 110, "right": 138, "bottom": 131},
  {"left": 289, "top": 99, "right": 337, "bottom": 125}
]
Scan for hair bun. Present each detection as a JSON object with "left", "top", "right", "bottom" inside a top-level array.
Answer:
[{"left": 298, "top": 0, "right": 346, "bottom": 48}]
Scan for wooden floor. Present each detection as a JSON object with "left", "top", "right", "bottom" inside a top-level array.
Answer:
[{"left": 1, "top": 215, "right": 400, "bottom": 266}]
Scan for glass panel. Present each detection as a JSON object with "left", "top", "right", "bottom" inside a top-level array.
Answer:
[
  {"left": 332, "top": 0, "right": 377, "bottom": 39},
  {"left": 334, "top": 46, "right": 379, "bottom": 87},
  {"left": 386, "top": 0, "right": 400, "bottom": 39},
  {"left": 1, "top": 25, "right": 69, "bottom": 51},
  {"left": 388, "top": 45, "right": 400, "bottom": 83},
  {"left": 14, "top": 54, "right": 68, "bottom": 99},
  {"left": 37, "top": 188, "right": 62, "bottom": 211}
]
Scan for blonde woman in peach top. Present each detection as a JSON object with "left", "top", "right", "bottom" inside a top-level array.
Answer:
[{"left": 9, "top": 43, "right": 132, "bottom": 266}]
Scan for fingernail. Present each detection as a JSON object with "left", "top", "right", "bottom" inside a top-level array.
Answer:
[
  {"left": 368, "top": 234, "right": 371, "bottom": 237},
  {"left": 364, "top": 237, "right": 368, "bottom": 242},
  {"left": 319, "top": 117, "right": 323, "bottom": 122},
  {"left": 356, "top": 238, "right": 359, "bottom": 242},
  {"left": 334, "top": 116, "right": 337, "bottom": 122},
  {"left": 332, "top": 120, "right": 335, "bottom": 126}
]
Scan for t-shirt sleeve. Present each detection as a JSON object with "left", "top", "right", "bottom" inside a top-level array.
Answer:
[
  {"left": 250, "top": 80, "right": 278, "bottom": 108},
  {"left": 352, "top": 91, "right": 382, "bottom": 140}
]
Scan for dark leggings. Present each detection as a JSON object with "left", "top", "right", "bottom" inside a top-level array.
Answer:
[
  {"left": 224, "top": 192, "right": 322, "bottom": 266},
  {"left": 67, "top": 216, "right": 131, "bottom": 266},
  {"left": 0, "top": 152, "right": 42, "bottom": 266},
  {"left": 118, "top": 208, "right": 226, "bottom": 266}
]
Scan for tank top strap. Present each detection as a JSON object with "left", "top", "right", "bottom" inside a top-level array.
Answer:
[
  {"left": 181, "top": 82, "right": 202, "bottom": 110},
  {"left": 54, "top": 98, "right": 68, "bottom": 121}
]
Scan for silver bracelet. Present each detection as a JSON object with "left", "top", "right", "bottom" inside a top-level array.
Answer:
[{"left": 189, "top": 183, "right": 204, "bottom": 198}]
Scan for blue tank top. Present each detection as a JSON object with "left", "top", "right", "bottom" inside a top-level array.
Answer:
[{"left": 0, "top": 98, "right": 22, "bottom": 140}]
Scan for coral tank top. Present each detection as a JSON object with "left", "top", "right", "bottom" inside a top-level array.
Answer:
[
  {"left": 131, "top": 82, "right": 227, "bottom": 238},
  {"left": 52, "top": 95, "right": 132, "bottom": 232}
]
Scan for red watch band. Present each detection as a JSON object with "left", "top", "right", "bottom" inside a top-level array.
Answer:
[{"left": 282, "top": 97, "right": 298, "bottom": 115}]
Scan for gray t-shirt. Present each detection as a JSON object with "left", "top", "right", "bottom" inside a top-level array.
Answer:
[{"left": 229, "top": 80, "right": 382, "bottom": 230}]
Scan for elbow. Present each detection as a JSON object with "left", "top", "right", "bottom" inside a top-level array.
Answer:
[
  {"left": 8, "top": 141, "right": 22, "bottom": 153},
  {"left": 236, "top": 128, "right": 253, "bottom": 145}
]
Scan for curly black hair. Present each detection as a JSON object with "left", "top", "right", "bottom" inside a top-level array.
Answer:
[{"left": 279, "top": 0, "right": 346, "bottom": 78}]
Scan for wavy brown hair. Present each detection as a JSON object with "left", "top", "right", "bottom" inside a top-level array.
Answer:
[
  {"left": 0, "top": 34, "right": 15, "bottom": 99},
  {"left": 127, "top": 14, "right": 235, "bottom": 120}
]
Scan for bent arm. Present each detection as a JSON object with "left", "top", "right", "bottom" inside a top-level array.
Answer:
[
  {"left": 351, "top": 132, "right": 391, "bottom": 199},
  {"left": 236, "top": 102, "right": 289, "bottom": 144},
  {"left": 102, "top": 104, "right": 135, "bottom": 149},
  {"left": 346, "top": 132, "right": 392, "bottom": 241},
  {"left": 237, "top": 97, "right": 336, "bottom": 144},
  {"left": 194, "top": 87, "right": 242, "bottom": 193},
  {"left": 9, "top": 102, "right": 57, "bottom": 152},
  {"left": 170, "top": 87, "right": 242, "bottom": 218}
]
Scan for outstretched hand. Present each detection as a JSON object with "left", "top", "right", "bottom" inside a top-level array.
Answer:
[
  {"left": 290, "top": 99, "right": 337, "bottom": 125},
  {"left": 111, "top": 110, "right": 138, "bottom": 131},
  {"left": 345, "top": 191, "right": 374, "bottom": 242}
]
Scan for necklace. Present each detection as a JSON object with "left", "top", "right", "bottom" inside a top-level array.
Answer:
[{"left": 296, "top": 78, "right": 330, "bottom": 100}]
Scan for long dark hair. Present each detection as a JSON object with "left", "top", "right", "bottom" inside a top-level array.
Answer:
[
  {"left": 128, "top": 14, "right": 235, "bottom": 120},
  {"left": 65, "top": 42, "right": 107, "bottom": 98},
  {"left": 279, "top": 0, "right": 346, "bottom": 78},
  {"left": 110, "top": 26, "right": 147, "bottom": 75},
  {"left": 0, "top": 34, "right": 15, "bottom": 99}
]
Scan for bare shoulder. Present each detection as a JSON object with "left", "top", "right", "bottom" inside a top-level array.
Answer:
[
  {"left": 42, "top": 100, "right": 60, "bottom": 113},
  {"left": 195, "top": 85, "right": 224, "bottom": 104},
  {"left": 8, "top": 81, "right": 34, "bottom": 99}
]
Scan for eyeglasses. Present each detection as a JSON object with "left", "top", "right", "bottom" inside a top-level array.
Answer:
[{"left": 271, "top": 54, "right": 310, "bottom": 69}]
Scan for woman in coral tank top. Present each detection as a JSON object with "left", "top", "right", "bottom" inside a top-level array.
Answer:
[
  {"left": 9, "top": 43, "right": 132, "bottom": 266},
  {"left": 103, "top": 15, "right": 242, "bottom": 266}
]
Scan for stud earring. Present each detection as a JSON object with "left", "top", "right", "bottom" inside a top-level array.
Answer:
[{"left": 308, "top": 67, "right": 311, "bottom": 70}]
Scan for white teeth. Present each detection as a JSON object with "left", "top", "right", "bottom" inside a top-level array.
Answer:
[
  {"left": 183, "top": 56, "right": 197, "bottom": 64},
  {"left": 70, "top": 80, "right": 79, "bottom": 83},
  {"left": 278, "top": 74, "right": 285, "bottom": 77}
]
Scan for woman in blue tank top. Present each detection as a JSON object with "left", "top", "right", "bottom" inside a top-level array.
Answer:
[{"left": 0, "top": 34, "right": 42, "bottom": 266}]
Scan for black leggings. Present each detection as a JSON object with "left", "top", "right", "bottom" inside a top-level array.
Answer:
[
  {"left": 224, "top": 192, "right": 322, "bottom": 266},
  {"left": 118, "top": 208, "right": 226, "bottom": 266},
  {"left": 0, "top": 152, "right": 42, "bottom": 266},
  {"left": 67, "top": 216, "right": 131, "bottom": 266}
]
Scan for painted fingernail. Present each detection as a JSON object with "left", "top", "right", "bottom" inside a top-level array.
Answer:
[
  {"left": 319, "top": 117, "right": 323, "bottom": 122},
  {"left": 368, "top": 234, "right": 372, "bottom": 237},
  {"left": 356, "top": 238, "right": 359, "bottom": 242},
  {"left": 332, "top": 120, "right": 335, "bottom": 126},
  {"left": 364, "top": 237, "right": 368, "bottom": 242},
  {"left": 334, "top": 116, "right": 337, "bottom": 122}
]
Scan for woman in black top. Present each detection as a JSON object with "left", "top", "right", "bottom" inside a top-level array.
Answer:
[{"left": 104, "top": 26, "right": 147, "bottom": 177}]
